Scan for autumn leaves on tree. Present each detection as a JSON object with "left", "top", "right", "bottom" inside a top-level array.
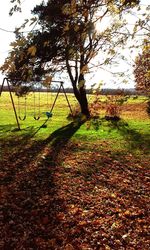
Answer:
[{"left": 134, "top": 41, "right": 150, "bottom": 93}]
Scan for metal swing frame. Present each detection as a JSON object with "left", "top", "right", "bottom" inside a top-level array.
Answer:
[
  {"left": 0, "top": 78, "right": 73, "bottom": 130},
  {"left": 48, "top": 81, "right": 73, "bottom": 116}
]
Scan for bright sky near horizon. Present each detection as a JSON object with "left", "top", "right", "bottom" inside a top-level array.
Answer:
[{"left": 0, "top": 0, "right": 149, "bottom": 89}]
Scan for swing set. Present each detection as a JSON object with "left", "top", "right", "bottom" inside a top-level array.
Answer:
[{"left": 0, "top": 77, "right": 73, "bottom": 130}]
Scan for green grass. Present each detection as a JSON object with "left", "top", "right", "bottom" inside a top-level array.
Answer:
[
  {"left": 0, "top": 92, "right": 149, "bottom": 155},
  {"left": 0, "top": 92, "right": 78, "bottom": 137}
]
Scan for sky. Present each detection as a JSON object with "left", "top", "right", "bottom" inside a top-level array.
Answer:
[
  {"left": 0, "top": 0, "right": 42, "bottom": 83},
  {"left": 0, "top": 0, "right": 149, "bottom": 89}
]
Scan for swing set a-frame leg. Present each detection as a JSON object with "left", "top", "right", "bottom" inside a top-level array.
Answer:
[
  {"left": 0, "top": 78, "right": 5, "bottom": 96},
  {"left": 1, "top": 78, "right": 21, "bottom": 130},
  {"left": 49, "top": 82, "right": 73, "bottom": 115},
  {"left": 61, "top": 83, "right": 73, "bottom": 115}
]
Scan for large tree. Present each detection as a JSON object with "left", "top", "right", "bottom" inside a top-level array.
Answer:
[{"left": 1, "top": 0, "right": 140, "bottom": 118}]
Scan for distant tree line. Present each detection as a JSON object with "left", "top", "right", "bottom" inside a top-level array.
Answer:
[{"left": 0, "top": 84, "right": 147, "bottom": 96}]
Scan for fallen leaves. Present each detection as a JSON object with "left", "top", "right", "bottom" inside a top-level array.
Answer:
[
  {"left": 1, "top": 140, "right": 150, "bottom": 249},
  {"left": 64, "top": 243, "right": 75, "bottom": 250},
  {"left": 68, "top": 204, "right": 82, "bottom": 215}
]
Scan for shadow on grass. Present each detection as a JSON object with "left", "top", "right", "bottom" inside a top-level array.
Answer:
[
  {"left": 86, "top": 117, "right": 150, "bottom": 154},
  {"left": 1, "top": 121, "right": 84, "bottom": 183},
  {"left": 0, "top": 124, "right": 19, "bottom": 133},
  {"left": 107, "top": 119, "right": 150, "bottom": 153}
]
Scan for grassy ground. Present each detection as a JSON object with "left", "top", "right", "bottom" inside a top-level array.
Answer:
[{"left": 0, "top": 92, "right": 150, "bottom": 249}]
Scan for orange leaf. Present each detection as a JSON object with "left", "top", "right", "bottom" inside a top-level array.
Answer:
[{"left": 64, "top": 244, "right": 74, "bottom": 250}]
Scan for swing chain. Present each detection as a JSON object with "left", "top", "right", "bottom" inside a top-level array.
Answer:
[
  {"left": 18, "top": 95, "right": 27, "bottom": 121},
  {"left": 34, "top": 87, "right": 41, "bottom": 120}
]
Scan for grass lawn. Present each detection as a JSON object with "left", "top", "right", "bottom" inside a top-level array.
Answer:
[{"left": 0, "top": 92, "right": 150, "bottom": 249}]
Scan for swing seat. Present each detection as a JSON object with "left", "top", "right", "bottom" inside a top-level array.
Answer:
[
  {"left": 46, "top": 111, "right": 53, "bottom": 118},
  {"left": 34, "top": 116, "right": 40, "bottom": 120},
  {"left": 19, "top": 115, "right": 26, "bottom": 121}
]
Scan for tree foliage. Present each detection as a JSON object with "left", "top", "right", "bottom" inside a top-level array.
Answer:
[
  {"left": 1, "top": 0, "right": 141, "bottom": 117},
  {"left": 134, "top": 40, "right": 150, "bottom": 93}
]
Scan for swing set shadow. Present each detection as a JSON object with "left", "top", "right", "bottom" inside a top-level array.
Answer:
[{"left": 0, "top": 77, "right": 73, "bottom": 131}]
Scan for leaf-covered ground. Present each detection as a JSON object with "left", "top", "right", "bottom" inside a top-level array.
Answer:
[{"left": 1, "top": 122, "right": 150, "bottom": 249}]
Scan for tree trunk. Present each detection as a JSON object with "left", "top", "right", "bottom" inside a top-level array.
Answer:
[
  {"left": 78, "top": 86, "right": 90, "bottom": 118},
  {"left": 67, "top": 59, "right": 90, "bottom": 118},
  {"left": 77, "top": 73, "right": 90, "bottom": 118}
]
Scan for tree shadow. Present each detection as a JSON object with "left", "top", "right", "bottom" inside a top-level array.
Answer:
[
  {"left": 107, "top": 119, "right": 150, "bottom": 153},
  {"left": 0, "top": 125, "right": 37, "bottom": 164},
  {"left": 1, "top": 121, "right": 84, "bottom": 183},
  {"left": 1, "top": 121, "right": 84, "bottom": 249},
  {"left": 0, "top": 124, "right": 19, "bottom": 133}
]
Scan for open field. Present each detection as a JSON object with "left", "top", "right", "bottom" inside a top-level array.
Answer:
[
  {"left": 0, "top": 92, "right": 150, "bottom": 249},
  {"left": 0, "top": 92, "right": 149, "bottom": 138}
]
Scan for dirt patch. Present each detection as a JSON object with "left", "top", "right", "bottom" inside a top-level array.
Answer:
[{"left": 121, "top": 103, "right": 149, "bottom": 119}]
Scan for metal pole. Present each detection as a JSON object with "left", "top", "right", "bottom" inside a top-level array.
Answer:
[
  {"left": 0, "top": 77, "right": 5, "bottom": 96},
  {"left": 61, "top": 83, "right": 73, "bottom": 115},
  {"left": 49, "top": 83, "right": 62, "bottom": 113},
  {"left": 7, "top": 79, "right": 21, "bottom": 130}
]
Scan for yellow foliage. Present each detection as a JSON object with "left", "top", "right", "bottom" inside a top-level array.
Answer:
[
  {"left": 143, "top": 44, "right": 150, "bottom": 52},
  {"left": 108, "top": 3, "right": 120, "bottom": 14},
  {"left": 62, "top": 4, "right": 70, "bottom": 15},
  {"left": 145, "top": 70, "right": 150, "bottom": 79},
  {"left": 81, "top": 32, "right": 87, "bottom": 41},
  {"left": 71, "top": 0, "right": 77, "bottom": 13},
  {"left": 88, "top": 50, "right": 97, "bottom": 60},
  {"left": 80, "top": 65, "right": 89, "bottom": 74},
  {"left": 43, "top": 75, "right": 53, "bottom": 86},
  {"left": 0, "top": 58, "right": 16, "bottom": 73},
  {"left": 64, "top": 22, "right": 70, "bottom": 32},
  {"left": 10, "top": 41, "right": 18, "bottom": 48},
  {"left": 69, "top": 48, "right": 75, "bottom": 55},
  {"left": 10, "top": 38, "right": 26, "bottom": 48},
  {"left": 83, "top": 9, "right": 88, "bottom": 18},
  {"left": 109, "top": 49, "right": 116, "bottom": 55},
  {"left": 27, "top": 45, "right": 37, "bottom": 56},
  {"left": 20, "top": 52, "right": 25, "bottom": 62},
  {"left": 28, "top": 69, "right": 33, "bottom": 77},
  {"left": 44, "top": 41, "right": 49, "bottom": 47},
  {"left": 74, "top": 24, "right": 79, "bottom": 32}
]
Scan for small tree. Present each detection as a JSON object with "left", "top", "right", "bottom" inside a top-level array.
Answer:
[
  {"left": 134, "top": 40, "right": 150, "bottom": 115},
  {"left": 134, "top": 41, "right": 150, "bottom": 93},
  {"left": 1, "top": 0, "right": 140, "bottom": 118}
]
